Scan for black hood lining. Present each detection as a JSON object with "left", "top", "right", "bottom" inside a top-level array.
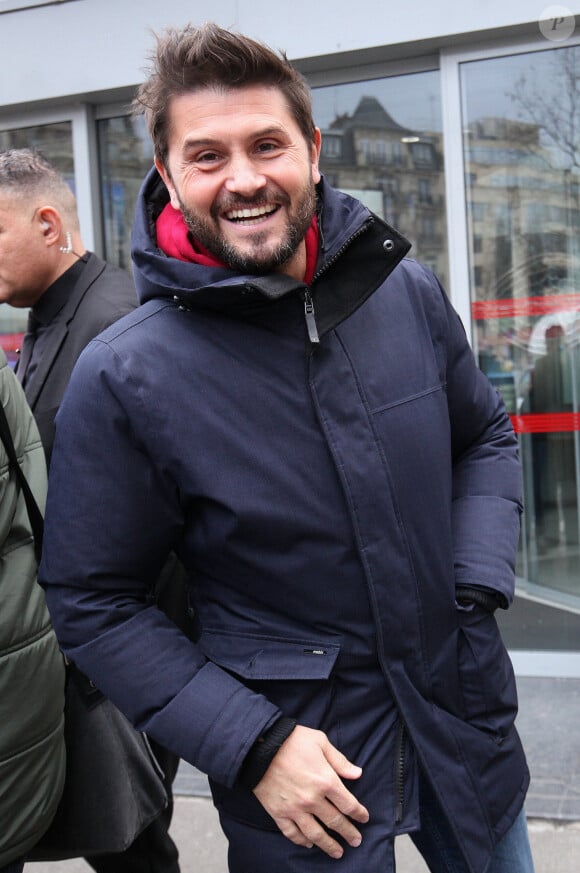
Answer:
[{"left": 311, "top": 218, "right": 411, "bottom": 338}]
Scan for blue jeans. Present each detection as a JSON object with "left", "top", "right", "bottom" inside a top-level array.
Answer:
[{"left": 410, "top": 777, "right": 536, "bottom": 873}]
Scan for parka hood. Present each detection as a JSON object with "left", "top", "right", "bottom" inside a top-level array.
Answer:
[{"left": 131, "top": 166, "right": 412, "bottom": 326}]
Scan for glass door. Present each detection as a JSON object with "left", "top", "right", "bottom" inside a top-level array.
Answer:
[{"left": 460, "top": 43, "right": 580, "bottom": 637}]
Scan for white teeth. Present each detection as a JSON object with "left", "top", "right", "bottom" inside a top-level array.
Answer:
[{"left": 226, "top": 205, "right": 275, "bottom": 221}]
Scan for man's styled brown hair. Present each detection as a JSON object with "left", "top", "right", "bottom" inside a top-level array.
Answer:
[{"left": 133, "top": 22, "right": 317, "bottom": 167}]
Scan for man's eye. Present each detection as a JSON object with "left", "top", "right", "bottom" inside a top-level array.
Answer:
[
  {"left": 256, "top": 142, "right": 278, "bottom": 153},
  {"left": 196, "top": 152, "right": 221, "bottom": 163}
]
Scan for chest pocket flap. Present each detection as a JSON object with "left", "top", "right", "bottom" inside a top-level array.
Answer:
[{"left": 199, "top": 629, "right": 341, "bottom": 680}]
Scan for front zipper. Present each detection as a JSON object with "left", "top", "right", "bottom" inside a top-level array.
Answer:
[
  {"left": 303, "top": 290, "right": 320, "bottom": 343},
  {"left": 394, "top": 718, "right": 407, "bottom": 825},
  {"left": 301, "top": 218, "right": 373, "bottom": 346},
  {"left": 301, "top": 218, "right": 373, "bottom": 345}
]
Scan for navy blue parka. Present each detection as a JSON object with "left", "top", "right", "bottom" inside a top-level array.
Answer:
[{"left": 40, "top": 170, "right": 529, "bottom": 873}]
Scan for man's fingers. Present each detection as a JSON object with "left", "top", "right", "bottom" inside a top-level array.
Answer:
[
  {"left": 295, "top": 813, "right": 346, "bottom": 859},
  {"left": 326, "top": 784, "right": 370, "bottom": 825},
  {"left": 324, "top": 741, "right": 364, "bottom": 782},
  {"left": 321, "top": 742, "right": 370, "bottom": 825},
  {"left": 272, "top": 800, "right": 364, "bottom": 859},
  {"left": 322, "top": 809, "right": 363, "bottom": 847},
  {"left": 277, "top": 817, "right": 314, "bottom": 849},
  {"left": 277, "top": 799, "right": 364, "bottom": 859}
]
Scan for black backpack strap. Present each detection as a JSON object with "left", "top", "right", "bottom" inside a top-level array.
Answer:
[{"left": 0, "top": 402, "right": 44, "bottom": 563}]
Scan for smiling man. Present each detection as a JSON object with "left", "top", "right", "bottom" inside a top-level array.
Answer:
[{"left": 40, "top": 23, "right": 535, "bottom": 873}]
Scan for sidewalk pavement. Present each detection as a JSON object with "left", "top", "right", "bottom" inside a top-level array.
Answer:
[
  {"left": 24, "top": 797, "right": 580, "bottom": 873},
  {"left": 25, "top": 676, "right": 580, "bottom": 873}
]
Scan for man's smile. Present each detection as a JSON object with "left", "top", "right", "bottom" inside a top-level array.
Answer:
[{"left": 223, "top": 203, "right": 280, "bottom": 224}]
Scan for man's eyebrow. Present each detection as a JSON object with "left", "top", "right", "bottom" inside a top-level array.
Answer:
[
  {"left": 252, "top": 125, "right": 287, "bottom": 138},
  {"left": 182, "top": 137, "right": 222, "bottom": 152}
]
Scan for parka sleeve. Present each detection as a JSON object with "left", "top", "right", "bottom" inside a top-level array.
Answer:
[
  {"left": 39, "top": 339, "right": 281, "bottom": 788},
  {"left": 440, "top": 283, "right": 523, "bottom": 607}
]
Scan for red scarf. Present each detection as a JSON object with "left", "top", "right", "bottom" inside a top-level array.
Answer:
[{"left": 156, "top": 203, "right": 319, "bottom": 285}]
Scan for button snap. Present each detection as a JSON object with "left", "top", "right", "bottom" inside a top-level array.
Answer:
[{"left": 383, "top": 239, "right": 395, "bottom": 253}]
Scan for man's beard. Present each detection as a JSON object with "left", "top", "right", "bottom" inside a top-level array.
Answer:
[{"left": 178, "top": 180, "right": 317, "bottom": 275}]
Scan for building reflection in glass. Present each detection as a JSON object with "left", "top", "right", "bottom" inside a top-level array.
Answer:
[{"left": 461, "top": 44, "right": 580, "bottom": 643}]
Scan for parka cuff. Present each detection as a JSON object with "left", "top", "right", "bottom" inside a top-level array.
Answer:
[
  {"left": 456, "top": 585, "right": 507, "bottom": 612},
  {"left": 237, "top": 716, "right": 297, "bottom": 789}
]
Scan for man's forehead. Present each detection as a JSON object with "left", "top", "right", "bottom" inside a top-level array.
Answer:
[
  {"left": 172, "top": 82, "right": 286, "bottom": 104},
  {"left": 167, "top": 84, "right": 294, "bottom": 130}
]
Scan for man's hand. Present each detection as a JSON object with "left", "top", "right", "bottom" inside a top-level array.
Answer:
[{"left": 253, "top": 724, "right": 369, "bottom": 859}]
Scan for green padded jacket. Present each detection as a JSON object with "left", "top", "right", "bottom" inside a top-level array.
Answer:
[{"left": 0, "top": 350, "right": 65, "bottom": 866}]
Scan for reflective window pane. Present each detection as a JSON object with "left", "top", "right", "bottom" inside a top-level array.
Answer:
[
  {"left": 461, "top": 45, "right": 580, "bottom": 644},
  {"left": 312, "top": 71, "right": 448, "bottom": 286},
  {"left": 0, "top": 121, "right": 73, "bottom": 365},
  {"left": 97, "top": 115, "right": 154, "bottom": 271}
]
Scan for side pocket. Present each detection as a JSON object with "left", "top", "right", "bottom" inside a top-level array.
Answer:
[{"left": 456, "top": 605, "right": 518, "bottom": 738}]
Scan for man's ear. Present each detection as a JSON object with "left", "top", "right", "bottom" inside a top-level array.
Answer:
[
  {"left": 35, "top": 206, "right": 61, "bottom": 245},
  {"left": 154, "top": 158, "right": 181, "bottom": 211},
  {"left": 311, "top": 128, "right": 322, "bottom": 185}
]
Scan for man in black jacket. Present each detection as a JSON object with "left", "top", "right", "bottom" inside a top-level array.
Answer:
[
  {"left": 0, "top": 147, "right": 181, "bottom": 873},
  {"left": 0, "top": 149, "right": 137, "bottom": 464}
]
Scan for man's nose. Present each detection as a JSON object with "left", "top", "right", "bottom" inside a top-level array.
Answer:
[{"left": 224, "top": 155, "right": 267, "bottom": 197}]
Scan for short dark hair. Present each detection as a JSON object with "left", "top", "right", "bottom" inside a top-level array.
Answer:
[
  {"left": 0, "top": 148, "right": 78, "bottom": 225},
  {"left": 133, "top": 22, "right": 316, "bottom": 167}
]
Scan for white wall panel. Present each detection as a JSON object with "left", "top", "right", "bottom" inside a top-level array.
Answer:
[{"left": 1, "top": 0, "right": 573, "bottom": 108}]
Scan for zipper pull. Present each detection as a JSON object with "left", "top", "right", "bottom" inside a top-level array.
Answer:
[{"left": 303, "top": 290, "right": 320, "bottom": 344}]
